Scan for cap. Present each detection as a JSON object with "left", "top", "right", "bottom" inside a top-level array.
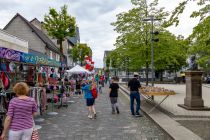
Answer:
[{"left": 133, "top": 72, "right": 139, "bottom": 76}]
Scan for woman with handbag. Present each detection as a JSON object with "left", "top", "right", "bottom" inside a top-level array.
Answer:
[{"left": 0, "top": 82, "right": 37, "bottom": 140}]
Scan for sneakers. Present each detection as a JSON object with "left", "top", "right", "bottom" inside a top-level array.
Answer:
[
  {"left": 94, "top": 114, "right": 97, "bottom": 119},
  {"left": 116, "top": 108, "right": 120, "bottom": 114},
  {"left": 135, "top": 113, "right": 143, "bottom": 117},
  {"left": 88, "top": 114, "right": 93, "bottom": 119}
]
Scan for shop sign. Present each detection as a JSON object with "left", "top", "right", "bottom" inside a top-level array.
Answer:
[
  {"left": 0, "top": 46, "right": 61, "bottom": 67},
  {"left": 0, "top": 46, "right": 22, "bottom": 61}
]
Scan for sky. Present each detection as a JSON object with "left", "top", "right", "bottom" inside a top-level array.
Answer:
[{"left": 0, "top": 0, "right": 208, "bottom": 68}]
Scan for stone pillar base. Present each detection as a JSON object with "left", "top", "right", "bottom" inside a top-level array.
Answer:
[
  {"left": 178, "top": 70, "right": 210, "bottom": 110},
  {"left": 178, "top": 104, "right": 210, "bottom": 110},
  {"left": 184, "top": 98, "right": 204, "bottom": 107}
]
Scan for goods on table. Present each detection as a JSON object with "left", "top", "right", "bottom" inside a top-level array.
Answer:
[{"left": 140, "top": 86, "right": 175, "bottom": 95}]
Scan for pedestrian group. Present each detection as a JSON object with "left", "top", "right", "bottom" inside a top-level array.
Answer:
[{"left": 1, "top": 72, "right": 143, "bottom": 140}]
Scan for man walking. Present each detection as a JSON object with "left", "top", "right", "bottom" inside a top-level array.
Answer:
[{"left": 128, "top": 72, "right": 142, "bottom": 117}]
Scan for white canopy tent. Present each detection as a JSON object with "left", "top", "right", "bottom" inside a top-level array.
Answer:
[{"left": 66, "top": 65, "right": 91, "bottom": 74}]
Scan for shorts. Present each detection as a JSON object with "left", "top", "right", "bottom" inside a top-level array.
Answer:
[
  {"left": 86, "top": 98, "right": 95, "bottom": 106},
  {"left": 110, "top": 97, "right": 118, "bottom": 104}
]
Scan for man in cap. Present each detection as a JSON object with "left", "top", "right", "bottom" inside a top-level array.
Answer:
[{"left": 128, "top": 72, "right": 142, "bottom": 117}]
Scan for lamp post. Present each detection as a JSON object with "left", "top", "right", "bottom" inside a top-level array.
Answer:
[
  {"left": 143, "top": 15, "right": 162, "bottom": 86},
  {"left": 126, "top": 57, "right": 129, "bottom": 82}
]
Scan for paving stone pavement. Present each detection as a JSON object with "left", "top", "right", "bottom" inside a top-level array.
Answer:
[{"left": 37, "top": 85, "right": 173, "bottom": 140}]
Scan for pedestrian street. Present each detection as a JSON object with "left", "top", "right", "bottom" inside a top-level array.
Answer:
[{"left": 38, "top": 85, "right": 172, "bottom": 140}]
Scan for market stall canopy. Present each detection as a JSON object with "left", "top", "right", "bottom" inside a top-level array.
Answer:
[{"left": 66, "top": 65, "right": 91, "bottom": 74}]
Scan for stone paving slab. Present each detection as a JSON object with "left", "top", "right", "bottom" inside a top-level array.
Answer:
[
  {"left": 153, "top": 84, "right": 210, "bottom": 117},
  {"left": 119, "top": 85, "right": 203, "bottom": 140},
  {"left": 37, "top": 85, "right": 172, "bottom": 140}
]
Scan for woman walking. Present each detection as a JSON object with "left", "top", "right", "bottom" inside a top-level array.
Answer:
[
  {"left": 1, "top": 82, "right": 37, "bottom": 140},
  {"left": 109, "top": 77, "right": 120, "bottom": 114},
  {"left": 82, "top": 80, "right": 96, "bottom": 119}
]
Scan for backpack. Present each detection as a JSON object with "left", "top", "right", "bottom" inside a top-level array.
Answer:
[{"left": 91, "top": 88, "right": 98, "bottom": 99}]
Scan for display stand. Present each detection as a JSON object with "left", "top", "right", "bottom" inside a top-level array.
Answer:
[{"left": 47, "top": 87, "right": 58, "bottom": 116}]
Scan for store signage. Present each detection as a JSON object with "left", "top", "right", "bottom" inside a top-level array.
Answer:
[
  {"left": 0, "top": 47, "right": 21, "bottom": 61},
  {"left": 0, "top": 46, "right": 61, "bottom": 67}
]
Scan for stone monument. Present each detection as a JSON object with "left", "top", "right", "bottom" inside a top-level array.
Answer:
[{"left": 178, "top": 55, "right": 210, "bottom": 110}]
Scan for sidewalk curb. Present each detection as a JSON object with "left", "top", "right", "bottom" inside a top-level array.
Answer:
[{"left": 119, "top": 85, "right": 203, "bottom": 140}]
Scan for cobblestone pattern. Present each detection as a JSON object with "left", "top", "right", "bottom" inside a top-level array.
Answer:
[
  {"left": 37, "top": 85, "right": 173, "bottom": 140},
  {"left": 177, "top": 120, "right": 210, "bottom": 140}
]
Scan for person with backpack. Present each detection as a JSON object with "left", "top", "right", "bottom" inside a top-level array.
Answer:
[
  {"left": 91, "top": 81, "right": 97, "bottom": 118},
  {"left": 128, "top": 72, "right": 142, "bottom": 117},
  {"left": 109, "top": 77, "right": 120, "bottom": 114},
  {"left": 82, "top": 80, "right": 96, "bottom": 119}
]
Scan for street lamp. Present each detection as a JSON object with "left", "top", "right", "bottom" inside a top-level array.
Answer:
[
  {"left": 143, "top": 15, "right": 162, "bottom": 87},
  {"left": 126, "top": 57, "right": 129, "bottom": 82}
]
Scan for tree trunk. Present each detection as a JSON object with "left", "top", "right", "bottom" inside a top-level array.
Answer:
[
  {"left": 160, "top": 71, "right": 163, "bottom": 81},
  {"left": 59, "top": 40, "right": 63, "bottom": 78},
  {"left": 146, "top": 61, "right": 149, "bottom": 85},
  {"left": 59, "top": 40, "right": 63, "bottom": 55},
  {"left": 145, "top": 1, "right": 149, "bottom": 86}
]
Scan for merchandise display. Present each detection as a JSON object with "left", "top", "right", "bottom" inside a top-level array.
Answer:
[{"left": 140, "top": 86, "right": 175, "bottom": 95}]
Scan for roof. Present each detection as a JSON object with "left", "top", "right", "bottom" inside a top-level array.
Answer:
[
  {"left": 66, "top": 27, "right": 80, "bottom": 46},
  {"left": 104, "top": 50, "right": 112, "bottom": 58},
  {"left": 4, "top": 13, "right": 62, "bottom": 55}
]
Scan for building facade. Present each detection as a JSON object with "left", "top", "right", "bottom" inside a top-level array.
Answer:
[
  {"left": 4, "top": 13, "right": 61, "bottom": 62},
  {"left": 0, "top": 29, "right": 28, "bottom": 53}
]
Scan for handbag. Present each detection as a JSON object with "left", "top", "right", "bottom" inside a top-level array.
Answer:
[{"left": 31, "top": 129, "right": 39, "bottom": 140}]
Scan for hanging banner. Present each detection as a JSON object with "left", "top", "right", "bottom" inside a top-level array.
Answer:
[
  {"left": 21, "top": 53, "right": 37, "bottom": 64},
  {"left": 0, "top": 47, "right": 22, "bottom": 61},
  {"left": 0, "top": 46, "right": 61, "bottom": 67}
]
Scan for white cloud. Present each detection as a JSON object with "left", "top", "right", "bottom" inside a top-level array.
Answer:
[{"left": 0, "top": 0, "right": 208, "bottom": 68}]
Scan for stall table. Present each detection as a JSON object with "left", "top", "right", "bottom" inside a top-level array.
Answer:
[{"left": 140, "top": 88, "right": 176, "bottom": 113}]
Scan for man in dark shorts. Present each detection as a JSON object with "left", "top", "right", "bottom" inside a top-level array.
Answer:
[
  {"left": 109, "top": 77, "right": 120, "bottom": 114},
  {"left": 128, "top": 72, "right": 142, "bottom": 117}
]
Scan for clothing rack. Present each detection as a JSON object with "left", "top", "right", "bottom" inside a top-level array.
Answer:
[{"left": 30, "top": 87, "right": 47, "bottom": 116}]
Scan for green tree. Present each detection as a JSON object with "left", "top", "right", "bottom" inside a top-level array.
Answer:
[
  {"left": 188, "top": 16, "right": 210, "bottom": 70},
  {"left": 154, "top": 30, "right": 188, "bottom": 80},
  {"left": 111, "top": 0, "right": 169, "bottom": 84},
  {"left": 69, "top": 43, "right": 92, "bottom": 65},
  {"left": 112, "top": 0, "right": 189, "bottom": 82},
  {"left": 43, "top": 5, "right": 76, "bottom": 54},
  {"left": 164, "top": 0, "right": 210, "bottom": 27}
]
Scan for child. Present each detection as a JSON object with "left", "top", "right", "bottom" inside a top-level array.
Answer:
[{"left": 109, "top": 77, "right": 119, "bottom": 114}]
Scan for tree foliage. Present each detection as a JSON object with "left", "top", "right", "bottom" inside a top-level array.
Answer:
[
  {"left": 111, "top": 0, "right": 187, "bottom": 74},
  {"left": 164, "top": 0, "right": 210, "bottom": 27},
  {"left": 111, "top": 0, "right": 169, "bottom": 71},
  {"left": 43, "top": 5, "right": 76, "bottom": 54},
  {"left": 188, "top": 16, "right": 210, "bottom": 69},
  {"left": 154, "top": 30, "right": 188, "bottom": 72},
  {"left": 69, "top": 43, "right": 92, "bottom": 65}
]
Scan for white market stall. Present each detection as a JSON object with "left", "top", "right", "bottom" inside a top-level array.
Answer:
[{"left": 66, "top": 65, "right": 91, "bottom": 74}]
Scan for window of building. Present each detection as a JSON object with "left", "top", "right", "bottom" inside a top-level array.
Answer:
[
  {"left": 50, "top": 51, "right": 53, "bottom": 59},
  {"left": 56, "top": 54, "right": 60, "bottom": 61}
]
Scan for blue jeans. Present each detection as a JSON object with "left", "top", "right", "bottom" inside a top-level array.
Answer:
[{"left": 130, "top": 91, "right": 140, "bottom": 115}]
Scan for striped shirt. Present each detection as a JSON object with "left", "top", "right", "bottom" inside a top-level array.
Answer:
[{"left": 7, "top": 97, "right": 37, "bottom": 131}]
